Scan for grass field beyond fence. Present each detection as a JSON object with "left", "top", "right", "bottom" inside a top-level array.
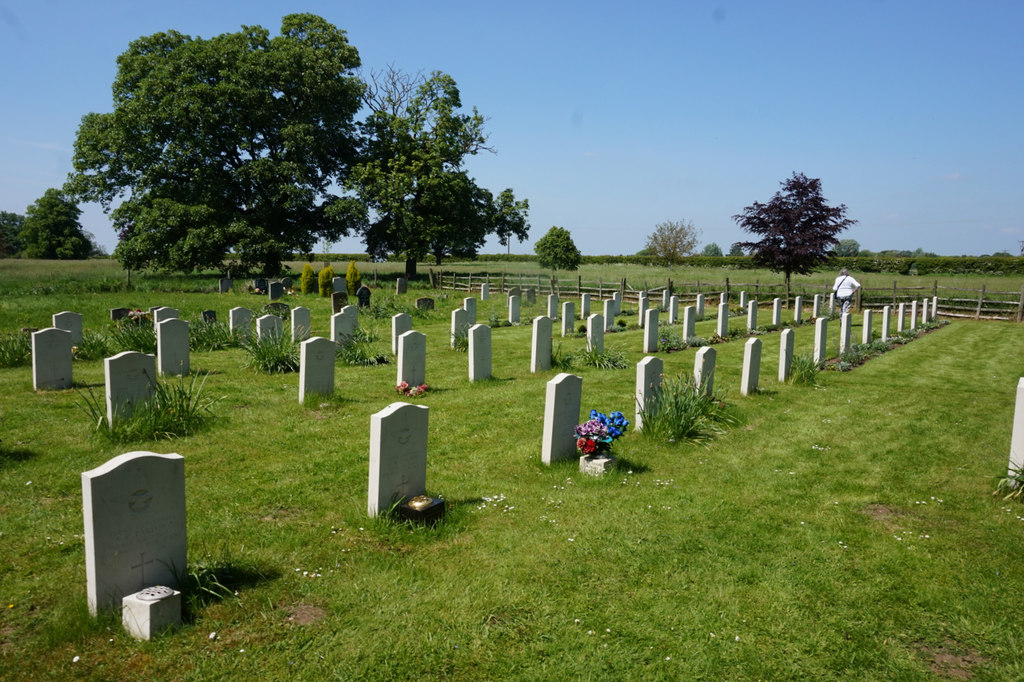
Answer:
[{"left": 2, "top": 263, "right": 1024, "bottom": 679}]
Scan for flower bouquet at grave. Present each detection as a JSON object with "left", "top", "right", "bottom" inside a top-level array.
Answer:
[
  {"left": 575, "top": 409, "right": 629, "bottom": 456},
  {"left": 395, "top": 381, "right": 428, "bottom": 397},
  {"left": 127, "top": 309, "right": 152, "bottom": 324}
]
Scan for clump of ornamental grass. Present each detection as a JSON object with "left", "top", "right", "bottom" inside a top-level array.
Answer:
[
  {"left": 637, "top": 374, "right": 737, "bottom": 445},
  {"left": 189, "top": 318, "right": 240, "bottom": 352},
  {"left": 336, "top": 339, "right": 389, "bottom": 366},
  {"left": 73, "top": 329, "right": 114, "bottom": 361},
  {"left": 789, "top": 354, "right": 820, "bottom": 386},
  {"left": 240, "top": 333, "right": 299, "bottom": 374},
  {"left": 78, "top": 373, "right": 219, "bottom": 443},
  {"left": 450, "top": 323, "right": 471, "bottom": 352},
  {"left": 109, "top": 318, "right": 157, "bottom": 354},
  {"left": 0, "top": 331, "right": 31, "bottom": 368}
]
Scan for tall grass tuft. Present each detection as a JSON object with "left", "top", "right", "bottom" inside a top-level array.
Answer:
[
  {"left": 240, "top": 332, "right": 299, "bottom": 373},
  {"left": 73, "top": 329, "right": 114, "bottom": 361},
  {"left": 109, "top": 319, "right": 157, "bottom": 354},
  {"left": 0, "top": 331, "right": 31, "bottom": 368},
  {"left": 637, "top": 374, "right": 737, "bottom": 444},
  {"left": 78, "top": 373, "right": 219, "bottom": 443},
  {"left": 790, "top": 353, "right": 820, "bottom": 386},
  {"left": 190, "top": 318, "right": 240, "bottom": 352}
]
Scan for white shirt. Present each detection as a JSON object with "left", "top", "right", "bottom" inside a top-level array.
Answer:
[{"left": 833, "top": 274, "right": 860, "bottom": 298}]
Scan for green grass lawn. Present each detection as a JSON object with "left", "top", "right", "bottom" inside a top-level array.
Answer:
[{"left": 2, "top": 271, "right": 1024, "bottom": 679}]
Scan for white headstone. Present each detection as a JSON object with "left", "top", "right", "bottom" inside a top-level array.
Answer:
[
  {"left": 683, "top": 305, "right": 695, "bottom": 340},
  {"left": 587, "top": 314, "right": 604, "bottom": 353},
  {"left": 547, "top": 294, "right": 559, "bottom": 320},
  {"left": 332, "top": 276, "right": 344, "bottom": 294},
  {"left": 1008, "top": 378, "right": 1024, "bottom": 478},
  {"left": 643, "top": 308, "right": 659, "bottom": 353},
  {"left": 463, "top": 297, "right": 477, "bottom": 325},
  {"left": 739, "top": 291, "right": 748, "bottom": 309},
  {"left": 256, "top": 314, "right": 282, "bottom": 341},
  {"left": 331, "top": 305, "right": 358, "bottom": 345},
  {"left": 813, "top": 317, "right": 828, "bottom": 366},
  {"left": 105, "top": 351, "right": 156, "bottom": 424},
  {"left": 580, "top": 293, "right": 591, "bottom": 320},
  {"left": 862, "top": 309, "right": 874, "bottom": 344},
  {"left": 920, "top": 298, "right": 928, "bottom": 325},
  {"left": 451, "top": 308, "right": 469, "bottom": 349},
  {"left": 32, "top": 327, "right": 72, "bottom": 390},
  {"left": 741, "top": 337, "right": 761, "bottom": 396},
  {"left": 661, "top": 289, "right": 670, "bottom": 311},
  {"left": 812, "top": 294, "right": 822, "bottom": 318},
  {"left": 541, "top": 373, "right": 582, "bottom": 465},
  {"left": 229, "top": 307, "right": 252, "bottom": 336},
  {"left": 299, "top": 336, "right": 335, "bottom": 404},
  {"left": 531, "top": 316, "right": 553, "bottom": 373},
  {"left": 368, "top": 402, "right": 428, "bottom": 517},
  {"left": 897, "top": 303, "right": 906, "bottom": 332},
  {"left": 480, "top": 283, "right": 490, "bottom": 300},
  {"left": 508, "top": 295, "right": 521, "bottom": 324},
  {"left": 391, "top": 313, "right": 412, "bottom": 355},
  {"left": 771, "top": 298, "right": 782, "bottom": 327},
  {"left": 695, "top": 293, "right": 705, "bottom": 319},
  {"left": 635, "top": 356, "right": 663, "bottom": 431},
  {"left": 746, "top": 300, "right": 758, "bottom": 331},
  {"left": 82, "top": 451, "right": 186, "bottom": 615},
  {"left": 793, "top": 296, "right": 803, "bottom": 324},
  {"left": 156, "top": 318, "right": 189, "bottom": 376},
  {"left": 603, "top": 299, "right": 615, "bottom": 331},
  {"left": 668, "top": 295, "right": 680, "bottom": 325},
  {"left": 719, "top": 292, "right": 727, "bottom": 305},
  {"left": 881, "top": 305, "right": 892, "bottom": 342},
  {"left": 828, "top": 293, "right": 836, "bottom": 314},
  {"left": 637, "top": 293, "right": 649, "bottom": 328},
  {"left": 931, "top": 296, "right": 938, "bottom": 319},
  {"left": 397, "top": 330, "right": 426, "bottom": 387},
  {"left": 153, "top": 307, "right": 179, "bottom": 325},
  {"left": 291, "top": 306, "right": 311, "bottom": 342},
  {"left": 778, "top": 328, "right": 794, "bottom": 382},
  {"left": 561, "top": 301, "right": 575, "bottom": 337},
  {"left": 468, "top": 324, "right": 491, "bottom": 382},
  {"left": 910, "top": 300, "right": 919, "bottom": 330},
  {"left": 839, "top": 313, "right": 852, "bottom": 354},
  {"left": 694, "top": 346, "right": 716, "bottom": 396},
  {"left": 716, "top": 302, "right": 729, "bottom": 338},
  {"left": 52, "top": 311, "right": 83, "bottom": 344}
]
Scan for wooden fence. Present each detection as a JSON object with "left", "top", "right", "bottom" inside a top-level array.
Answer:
[{"left": 433, "top": 270, "right": 1024, "bottom": 322}]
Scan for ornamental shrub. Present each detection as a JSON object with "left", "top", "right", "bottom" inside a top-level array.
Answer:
[
  {"left": 300, "top": 263, "right": 316, "bottom": 294},
  {"left": 318, "top": 265, "right": 335, "bottom": 297},
  {"left": 346, "top": 260, "right": 362, "bottom": 295}
]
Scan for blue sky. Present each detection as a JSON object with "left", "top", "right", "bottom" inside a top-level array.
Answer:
[{"left": 2, "top": 0, "right": 1022, "bottom": 256}]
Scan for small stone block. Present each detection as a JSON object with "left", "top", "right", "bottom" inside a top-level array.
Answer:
[
  {"left": 122, "top": 586, "right": 182, "bottom": 641},
  {"left": 397, "top": 496, "right": 445, "bottom": 524},
  {"left": 579, "top": 454, "right": 617, "bottom": 476}
]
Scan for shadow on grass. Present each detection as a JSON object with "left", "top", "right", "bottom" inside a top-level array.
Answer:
[
  {"left": 181, "top": 558, "right": 280, "bottom": 623},
  {"left": 0, "top": 447, "right": 37, "bottom": 469}
]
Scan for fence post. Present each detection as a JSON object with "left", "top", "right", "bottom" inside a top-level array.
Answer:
[
  {"left": 1017, "top": 285, "right": 1024, "bottom": 323},
  {"left": 577, "top": 275, "right": 582, "bottom": 294},
  {"left": 500, "top": 272, "right": 505, "bottom": 294},
  {"left": 976, "top": 284, "right": 986, "bottom": 319},
  {"left": 725, "top": 277, "right": 730, "bottom": 303},
  {"left": 933, "top": 279, "right": 938, "bottom": 297},
  {"left": 892, "top": 280, "right": 897, "bottom": 305},
  {"left": 598, "top": 277, "right": 603, "bottom": 299}
]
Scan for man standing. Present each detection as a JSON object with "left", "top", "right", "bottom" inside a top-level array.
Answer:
[{"left": 832, "top": 268, "right": 861, "bottom": 315}]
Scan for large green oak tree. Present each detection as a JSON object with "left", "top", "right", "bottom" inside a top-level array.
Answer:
[{"left": 65, "top": 14, "right": 366, "bottom": 274}]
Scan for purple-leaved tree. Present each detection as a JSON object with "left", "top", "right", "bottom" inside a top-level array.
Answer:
[{"left": 732, "top": 172, "right": 856, "bottom": 303}]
